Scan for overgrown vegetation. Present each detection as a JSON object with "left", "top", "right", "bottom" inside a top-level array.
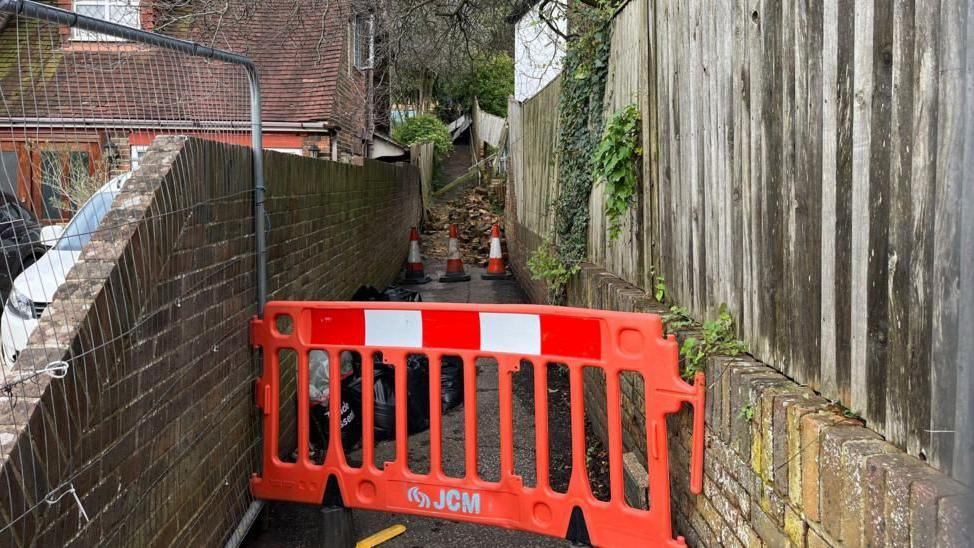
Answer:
[
  {"left": 653, "top": 275, "right": 666, "bottom": 302},
  {"left": 528, "top": 233, "right": 578, "bottom": 302},
  {"left": 552, "top": 6, "right": 612, "bottom": 267},
  {"left": 391, "top": 114, "right": 454, "bottom": 161},
  {"left": 662, "top": 306, "right": 695, "bottom": 333},
  {"left": 664, "top": 305, "right": 748, "bottom": 381},
  {"left": 45, "top": 156, "right": 111, "bottom": 214},
  {"left": 738, "top": 404, "right": 755, "bottom": 423},
  {"left": 593, "top": 104, "right": 642, "bottom": 240},
  {"left": 528, "top": 3, "right": 616, "bottom": 303},
  {"left": 438, "top": 52, "right": 514, "bottom": 118}
]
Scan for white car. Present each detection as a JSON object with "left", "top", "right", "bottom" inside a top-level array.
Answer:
[{"left": 1, "top": 173, "right": 131, "bottom": 367}]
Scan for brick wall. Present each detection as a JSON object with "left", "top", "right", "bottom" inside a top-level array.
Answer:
[
  {"left": 504, "top": 205, "right": 973, "bottom": 546},
  {"left": 0, "top": 136, "right": 421, "bottom": 546},
  {"left": 503, "top": 218, "right": 547, "bottom": 306}
]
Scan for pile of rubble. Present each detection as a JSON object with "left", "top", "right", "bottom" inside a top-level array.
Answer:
[{"left": 424, "top": 185, "right": 503, "bottom": 265}]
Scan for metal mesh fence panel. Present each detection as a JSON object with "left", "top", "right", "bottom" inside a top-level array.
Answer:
[{"left": 0, "top": 2, "right": 262, "bottom": 544}]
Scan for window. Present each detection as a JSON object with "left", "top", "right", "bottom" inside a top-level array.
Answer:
[
  {"left": 268, "top": 148, "right": 304, "bottom": 156},
  {"left": 0, "top": 151, "right": 19, "bottom": 198},
  {"left": 130, "top": 145, "right": 148, "bottom": 170},
  {"left": 31, "top": 145, "right": 101, "bottom": 222},
  {"left": 352, "top": 13, "right": 375, "bottom": 70},
  {"left": 72, "top": 0, "right": 141, "bottom": 41}
]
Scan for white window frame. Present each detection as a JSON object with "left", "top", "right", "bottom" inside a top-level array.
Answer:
[
  {"left": 130, "top": 145, "right": 148, "bottom": 170},
  {"left": 72, "top": 0, "right": 142, "bottom": 42},
  {"left": 268, "top": 148, "right": 304, "bottom": 156},
  {"left": 352, "top": 13, "right": 375, "bottom": 70}
]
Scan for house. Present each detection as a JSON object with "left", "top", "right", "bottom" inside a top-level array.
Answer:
[
  {"left": 0, "top": 0, "right": 400, "bottom": 223},
  {"left": 508, "top": 0, "right": 566, "bottom": 102}
]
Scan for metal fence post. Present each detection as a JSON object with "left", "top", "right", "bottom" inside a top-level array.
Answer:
[{"left": 248, "top": 67, "right": 268, "bottom": 316}]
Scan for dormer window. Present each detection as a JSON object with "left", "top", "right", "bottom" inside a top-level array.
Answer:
[{"left": 72, "top": 0, "right": 141, "bottom": 41}]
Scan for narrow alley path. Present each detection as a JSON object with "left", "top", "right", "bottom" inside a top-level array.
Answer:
[
  {"left": 243, "top": 180, "right": 604, "bottom": 547},
  {"left": 424, "top": 181, "right": 503, "bottom": 269},
  {"left": 349, "top": 260, "right": 570, "bottom": 547},
  {"left": 244, "top": 259, "right": 572, "bottom": 547}
]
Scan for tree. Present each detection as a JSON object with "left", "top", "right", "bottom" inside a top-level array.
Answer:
[
  {"left": 148, "top": 1, "right": 529, "bottom": 126},
  {"left": 438, "top": 52, "right": 514, "bottom": 117},
  {"left": 372, "top": 0, "right": 517, "bottom": 115}
]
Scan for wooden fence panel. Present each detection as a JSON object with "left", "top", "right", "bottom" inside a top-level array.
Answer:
[
  {"left": 651, "top": 0, "right": 969, "bottom": 478},
  {"left": 507, "top": 97, "right": 524, "bottom": 221},
  {"left": 588, "top": 0, "right": 647, "bottom": 287},
  {"left": 410, "top": 141, "right": 435, "bottom": 217},
  {"left": 509, "top": 0, "right": 970, "bottom": 480},
  {"left": 473, "top": 103, "right": 507, "bottom": 149},
  {"left": 510, "top": 77, "right": 562, "bottom": 238},
  {"left": 953, "top": 0, "right": 974, "bottom": 486}
]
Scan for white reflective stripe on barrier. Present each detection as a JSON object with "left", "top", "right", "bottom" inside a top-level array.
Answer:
[{"left": 479, "top": 313, "right": 541, "bottom": 355}]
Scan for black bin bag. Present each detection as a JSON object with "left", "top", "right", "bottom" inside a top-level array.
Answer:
[
  {"left": 309, "top": 350, "right": 362, "bottom": 453},
  {"left": 394, "top": 355, "right": 465, "bottom": 412},
  {"left": 437, "top": 356, "right": 465, "bottom": 411},
  {"left": 351, "top": 285, "right": 422, "bottom": 303},
  {"left": 348, "top": 355, "right": 431, "bottom": 441}
]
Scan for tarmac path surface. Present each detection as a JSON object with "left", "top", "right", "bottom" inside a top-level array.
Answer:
[{"left": 243, "top": 261, "right": 573, "bottom": 548}]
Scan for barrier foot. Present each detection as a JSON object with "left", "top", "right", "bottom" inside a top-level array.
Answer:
[
  {"left": 320, "top": 506, "right": 356, "bottom": 548},
  {"left": 565, "top": 506, "right": 591, "bottom": 546}
]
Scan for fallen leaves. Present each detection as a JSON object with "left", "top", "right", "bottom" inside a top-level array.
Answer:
[{"left": 423, "top": 184, "right": 503, "bottom": 266}]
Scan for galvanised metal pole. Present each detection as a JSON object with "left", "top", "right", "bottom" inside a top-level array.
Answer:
[
  {"left": 248, "top": 67, "right": 268, "bottom": 316},
  {"left": 0, "top": 0, "right": 269, "bottom": 317}
]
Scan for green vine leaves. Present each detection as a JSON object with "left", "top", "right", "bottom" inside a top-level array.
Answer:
[
  {"left": 664, "top": 304, "right": 748, "bottom": 381},
  {"left": 593, "top": 104, "right": 642, "bottom": 240},
  {"left": 527, "top": 233, "right": 579, "bottom": 304},
  {"left": 528, "top": 3, "right": 625, "bottom": 304},
  {"left": 552, "top": 20, "right": 611, "bottom": 273}
]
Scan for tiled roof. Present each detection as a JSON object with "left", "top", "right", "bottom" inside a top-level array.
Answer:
[
  {"left": 207, "top": 0, "right": 349, "bottom": 123},
  {"left": 0, "top": 0, "right": 350, "bottom": 125}
]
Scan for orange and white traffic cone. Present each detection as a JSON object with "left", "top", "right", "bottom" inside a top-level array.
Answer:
[
  {"left": 439, "top": 224, "right": 471, "bottom": 282},
  {"left": 401, "top": 227, "right": 431, "bottom": 284},
  {"left": 481, "top": 223, "right": 513, "bottom": 280}
]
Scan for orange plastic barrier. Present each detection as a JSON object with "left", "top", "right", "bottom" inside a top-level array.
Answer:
[{"left": 250, "top": 302, "right": 705, "bottom": 547}]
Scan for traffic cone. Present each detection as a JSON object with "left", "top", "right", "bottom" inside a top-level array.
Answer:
[
  {"left": 401, "top": 227, "right": 431, "bottom": 284},
  {"left": 439, "top": 224, "right": 471, "bottom": 282},
  {"left": 481, "top": 223, "right": 513, "bottom": 280}
]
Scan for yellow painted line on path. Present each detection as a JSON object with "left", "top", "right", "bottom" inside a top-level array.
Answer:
[{"left": 355, "top": 524, "right": 407, "bottom": 548}]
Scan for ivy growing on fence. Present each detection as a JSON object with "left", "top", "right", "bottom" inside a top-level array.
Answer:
[
  {"left": 553, "top": 9, "right": 612, "bottom": 268},
  {"left": 593, "top": 104, "right": 642, "bottom": 240},
  {"left": 528, "top": 5, "right": 614, "bottom": 303}
]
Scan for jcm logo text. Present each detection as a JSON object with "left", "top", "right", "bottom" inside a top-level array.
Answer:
[{"left": 407, "top": 486, "right": 481, "bottom": 515}]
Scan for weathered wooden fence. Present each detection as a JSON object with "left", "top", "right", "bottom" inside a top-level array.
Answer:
[
  {"left": 508, "top": 0, "right": 972, "bottom": 482},
  {"left": 411, "top": 141, "right": 435, "bottom": 217},
  {"left": 508, "top": 76, "right": 562, "bottom": 239},
  {"left": 472, "top": 99, "right": 508, "bottom": 150},
  {"left": 587, "top": 0, "right": 651, "bottom": 287},
  {"left": 652, "top": 0, "right": 971, "bottom": 481}
]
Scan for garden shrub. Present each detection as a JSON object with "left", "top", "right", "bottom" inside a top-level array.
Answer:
[{"left": 392, "top": 115, "right": 454, "bottom": 161}]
